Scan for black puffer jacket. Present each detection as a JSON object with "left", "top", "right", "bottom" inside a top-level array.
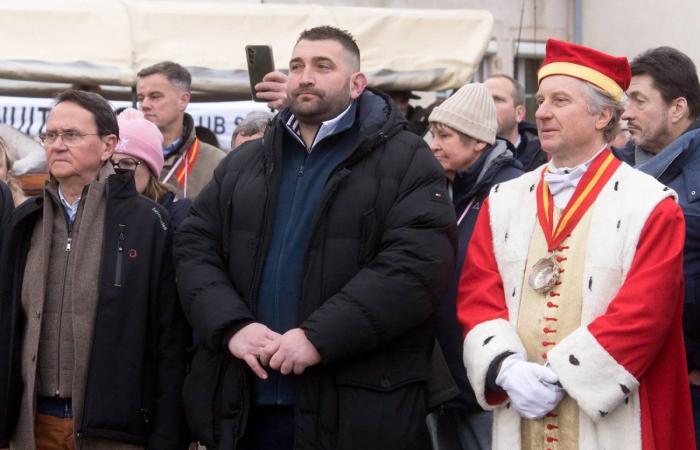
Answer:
[
  {"left": 0, "top": 180, "right": 13, "bottom": 255},
  {"left": 174, "top": 88, "right": 457, "bottom": 450},
  {"left": 0, "top": 170, "right": 190, "bottom": 448}
]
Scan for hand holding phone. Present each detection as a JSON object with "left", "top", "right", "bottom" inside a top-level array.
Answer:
[
  {"left": 255, "top": 71, "right": 289, "bottom": 110},
  {"left": 246, "top": 45, "right": 275, "bottom": 102}
]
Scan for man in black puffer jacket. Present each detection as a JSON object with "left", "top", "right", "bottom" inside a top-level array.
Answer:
[{"left": 175, "top": 26, "right": 457, "bottom": 450}]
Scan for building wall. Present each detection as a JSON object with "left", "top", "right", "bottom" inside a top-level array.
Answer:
[{"left": 582, "top": 0, "right": 700, "bottom": 63}]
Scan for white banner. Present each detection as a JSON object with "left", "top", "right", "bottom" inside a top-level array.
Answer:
[{"left": 0, "top": 96, "right": 270, "bottom": 151}]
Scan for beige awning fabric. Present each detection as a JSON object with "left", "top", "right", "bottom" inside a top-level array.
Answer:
[{"left": 0, "top": 1, "right": 493, "bottom": 100}]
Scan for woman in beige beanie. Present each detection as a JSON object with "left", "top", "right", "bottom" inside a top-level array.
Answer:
[{"left": 426, "top": 83, "right": 523, "bottom": 450}]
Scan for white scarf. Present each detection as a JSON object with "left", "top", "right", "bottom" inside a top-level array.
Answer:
[{"left": 544, "top": 146, "right": 607, "bottom": 209}]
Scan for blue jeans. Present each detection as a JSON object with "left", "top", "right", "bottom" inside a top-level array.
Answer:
[
  {"left": 427, "top": 408, "right": 493, "bottom": 450},
  {"left": 237, "top": 405, "right": 294, "bottom": 450}
]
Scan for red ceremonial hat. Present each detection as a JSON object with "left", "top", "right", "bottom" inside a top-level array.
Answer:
[{"left": 538, "top": 38, "right": 631, "bottom": 101}]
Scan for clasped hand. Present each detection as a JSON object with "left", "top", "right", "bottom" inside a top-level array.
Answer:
[
  {"left": 227, "top": 323, "right": 321, "bottom": 379},
  {"left": 496, "top": 354, "right": 565, "bottom": 419}
]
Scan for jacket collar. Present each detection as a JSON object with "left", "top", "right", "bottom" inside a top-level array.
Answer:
[
  {"left": 281, "top": 101, "right": 358, "bottom": 152},
  {"left": 632, "top": 117, "right": 700, "bottom": 173},
  {"left": 452, "top": 139, "right": 516, "bottom": 205},
  {"left": 264, "top": 87, "right": 405, "bottom": 172},
  {"left": 276, "top": 87, "right": 401, "bottom": 142},
  {"left": 636, "top": 124, "right": 700, "bottom": 203},
  {"left": 46, "top": 162, "right": 115, "bottom": 204},
  {"left": 164, "top": 113, "right": 196, "bottom": 161}
]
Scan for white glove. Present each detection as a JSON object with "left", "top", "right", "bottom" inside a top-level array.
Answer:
[{"left": 496, "top": 354, "right": 565, "bottom": 419}]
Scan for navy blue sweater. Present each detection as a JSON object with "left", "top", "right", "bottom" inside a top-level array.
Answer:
[{"left": 255, "top": 104, "right": 359, "bottom": 405}]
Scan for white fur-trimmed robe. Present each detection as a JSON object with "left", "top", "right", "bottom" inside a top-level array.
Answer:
[{"left": 457, "top": 160, "right": 694, "bottom": 449}]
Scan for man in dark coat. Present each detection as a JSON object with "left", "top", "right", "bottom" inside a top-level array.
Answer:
[
  {"left": 485, "top": 74, "right": 547, "bottom": 171},
  {"left": 175, "top": 26, "right": 456, "bottom": 450},
  {"left": 0, "top": 90, "right": 190, "bottom": 449},
  {"left": 616, "top": 46, "right": 700, "bottom": 449}
]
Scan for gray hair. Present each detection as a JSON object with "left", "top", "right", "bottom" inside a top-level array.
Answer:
[
  {"left": 581, "top": 82, "right": 625, "bottom": 142},
  {"left": 137, "top": 61, "right": 191, "bottom": 93},
  {"left": 232, "top": 111, "right": 274, "bottom": 141}
]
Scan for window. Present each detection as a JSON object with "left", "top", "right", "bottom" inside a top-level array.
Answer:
[
  {"left": 514, "top": 41, "right": 545, "bottom": 123},
  {"left": 515, "top": 57, "right": 544, "bottom": 123},
  {"left": 472, "top": 55, "right": 492, "bottom": 83}
]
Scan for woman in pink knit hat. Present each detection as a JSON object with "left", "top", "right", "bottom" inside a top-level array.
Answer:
[{"left": 113, "top": 108, "right": 192, "bottom": 226}]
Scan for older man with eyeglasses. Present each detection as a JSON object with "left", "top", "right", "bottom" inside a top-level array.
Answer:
[{"left": 0, "top": 89, "right": 191, "bottom": 450}]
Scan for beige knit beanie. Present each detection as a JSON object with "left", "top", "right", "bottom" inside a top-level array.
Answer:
[{"left": 428, "top": 83, "right": 497, "bottom": 145}]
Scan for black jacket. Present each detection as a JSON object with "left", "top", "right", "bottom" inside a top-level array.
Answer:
[
  {"left": 0, "top": 170, "right": 190, "bottom": 448},
  {"left": 404, "top": 103, "right": 434, "bottom": 137},
  {"left": 0, "top": 180, "right": 13, "bottom": 255},
  {"left": 508, "top": 121, "right": 547, "bottom": 172},
  {"left": 175, "top": 88, "right": 457, "bottom": 450},
  {"left": 159, "top": 191, "right": 192, "bottom": 228}
]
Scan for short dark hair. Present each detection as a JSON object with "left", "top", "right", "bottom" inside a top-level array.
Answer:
[
  {"left": 137, "top": 61, "right": 192, "bottom": 92},
  {"left": 488, "top": 74, "right": 526, "bottom": 107},
  {"left": 631, "top": 47, "right": 700, "bottom": 119},
  {"left": 55, "top": 89, "right": 119, "bottom": 139},
  {"left": 297, "top": 26, "right": 361, "bottom": 67},
  {"left": 195, "top": 126, "right": 220, "bottom": 149}
]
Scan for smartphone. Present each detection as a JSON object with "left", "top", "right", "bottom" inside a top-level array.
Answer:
[{"left": 246, "top": 45, "right": 275, "bottom": 102}]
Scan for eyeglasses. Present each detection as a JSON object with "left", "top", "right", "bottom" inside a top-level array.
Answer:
[
  {"left": 111, "top": 157, "right": 142, "bottom": 171},
  {"left": 39, "top": 130, "right": 100, "bottom": 145}
]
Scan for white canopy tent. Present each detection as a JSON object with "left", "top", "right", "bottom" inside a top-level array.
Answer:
[{"left": 0, "top": 1, "right": 494, "bottom": 100}]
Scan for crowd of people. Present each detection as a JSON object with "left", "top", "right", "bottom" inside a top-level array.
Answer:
[{"left": 0, "top": 23, "right": 698, "bottom": 450}]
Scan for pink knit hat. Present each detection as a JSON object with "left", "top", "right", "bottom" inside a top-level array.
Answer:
[{"left": 115, "top": 108, "right": 164, "bottom": 177}]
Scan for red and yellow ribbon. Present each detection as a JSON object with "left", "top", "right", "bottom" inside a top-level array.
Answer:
[
  {"left": 175, "top": 138, "right": 201, "bottom": 187},
  {"left": 536, "top": 148, "right": 621, "bottom": 251}
]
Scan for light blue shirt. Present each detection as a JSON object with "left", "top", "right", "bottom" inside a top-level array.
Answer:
[
  {"left": 58, "top": 185, "right": 80, "bottom": 224},
  {"left": 284, "top": 103, "right": 354, "bottom": 153},
  {"left": 163, "top": 137, "right": 183, "bottom": 158}
]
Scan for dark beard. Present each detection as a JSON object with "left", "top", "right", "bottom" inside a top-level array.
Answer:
[{"left": 289, "top": 89, "right": 352, "bottom": 125}]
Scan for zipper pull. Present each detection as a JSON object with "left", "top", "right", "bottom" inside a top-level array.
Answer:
[
  {"left": 65, "top": 237, "right": 72, "bottom": 252},
  {"left": 298, "top": 165, "right": 304, "bottom": 177},
  {"left": 118, "top": 228, "right": 126, "bottom": 252}
]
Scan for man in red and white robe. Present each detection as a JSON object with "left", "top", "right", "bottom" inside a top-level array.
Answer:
[{"left": 457, "top": 38, "right": 695, "bottom": 450}]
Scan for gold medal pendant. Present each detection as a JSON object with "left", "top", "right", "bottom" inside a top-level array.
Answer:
[{"left": 528, "top": 255, "right": 560, "bottom": 294}]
